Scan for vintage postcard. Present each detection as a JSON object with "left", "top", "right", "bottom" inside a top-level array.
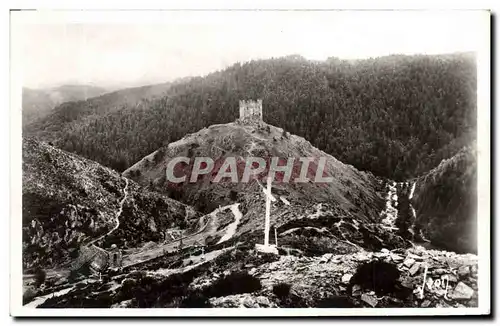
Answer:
[{"left": 10, "top": 9, "right": 490, "bottom": 316}]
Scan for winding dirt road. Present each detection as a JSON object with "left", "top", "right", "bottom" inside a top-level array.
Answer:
[
  {"left": 121, "top": 203, "right": 240, "bottom": 267},
  {"left": 88, "top": 178, "right": 129, "bottom": 246}
]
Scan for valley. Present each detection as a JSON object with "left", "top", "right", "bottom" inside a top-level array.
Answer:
[
  {"left": 21, "top": 118, "right": 478, "bottom": 309},
  {"left": 19, "top": 53, "right": 479, "bottom": 310}
]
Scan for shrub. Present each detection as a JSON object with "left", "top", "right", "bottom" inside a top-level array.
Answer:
[
  {"left": 316, "top": 296, "right": 356, "bottom": 308},
  {"left": 273, "top": 283, "right": 291, "bottom": 299},
  {"left": 34, "top": 267, "right": 46, "bottom": 288},
  {"left": 348, "top": 261, "right": 400, "bottom": 295},
  {"left": 205, "top": 271, "right": 262, "bottom": 298},
  {"left": 180, "top": 292, "right": 212, "bottom": 308}
]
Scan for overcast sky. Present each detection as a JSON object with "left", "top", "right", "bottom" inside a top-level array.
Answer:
[{"left": 12, "top": 10, "right": 487, "bottom": 89}]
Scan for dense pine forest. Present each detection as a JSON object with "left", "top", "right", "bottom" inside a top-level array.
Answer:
[{"left": 25, "top": 53, "right": 476, "bottom": 180}]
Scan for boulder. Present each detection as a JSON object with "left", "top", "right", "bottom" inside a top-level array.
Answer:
[
  {"left": 409, "top": 263, "right": 421, "bottom": 276},
  {"left": 390, "top": 254, "right": 404, "bottom": 262},
  {"left": 442, "top": 274, "right": 458, "bottom": 283},
  {"left": 457, "top": 266, "right": 470, "bottom": 278},
  {"left": 242, "top": 296, "right": 256, "bottom": 308},
  {"left": 403, "top": 258, "right": 415, "bottom": 268},
  {"left": 406, "top": 253, "right": 424, "bottom": 261},
  {"left": 374, "top": 252, "right": 389, "bottom": 259},
  {"left": 361, "top": 293, "right": 378, "bottom": 307},
  {"left": 352, "top": 284, "right": 362, "bottom": 296},
  {"left": 320, "top": 253, "right": 333, "bottom": 263},
  {"left": 255, "top": 296, "right": 270, "bottom": 306},
  {"left": 341, "top": 274, "right": 353, "bottom": 284},
  {"left": 449, "top": 282, "right": 474, "bottom": 300}
]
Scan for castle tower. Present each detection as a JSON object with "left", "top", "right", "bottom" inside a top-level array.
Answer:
[{"left": 238, "top": 99, "right": 263, "bottom": 122}]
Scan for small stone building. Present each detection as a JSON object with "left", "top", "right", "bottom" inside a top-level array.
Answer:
[
  {"left": 72, "top": 244, "right": 123, "bottom": 274},
  {"left": 239, "top": 99, "right": 263, "bottom": 121},
  {"left": 108, "top": 244, "right": 123, "bottom": 268}
]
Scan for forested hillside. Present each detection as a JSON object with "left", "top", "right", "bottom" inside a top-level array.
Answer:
[{"left": 24, "top": 53, "right": 476, "bottom": 179}]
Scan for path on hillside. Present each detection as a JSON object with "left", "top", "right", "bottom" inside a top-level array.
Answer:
[
  {"left": 88, "top": 178, "right": 129, "bottom": 246},
  {"left": 217, "top": 203, "right": 242, "bottom": 244},
  {"left": 24, "top": 286, "right": 74, "bottom": 308},
  {"left": 121, "top": 203, "right": 239, "bottom": 267}
]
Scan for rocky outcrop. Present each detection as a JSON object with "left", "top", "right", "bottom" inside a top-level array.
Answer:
[{"left": 411, "top": 146, "right": 477, "bottom": 254}]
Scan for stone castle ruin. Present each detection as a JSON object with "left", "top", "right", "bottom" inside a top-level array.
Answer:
[{"left": 239, "top": 99, "right": 263, "bottom": 121}]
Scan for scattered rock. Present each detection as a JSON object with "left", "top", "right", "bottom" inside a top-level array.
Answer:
[
  {"left": 401, "top": 279, "right": 414, "bottom": 289},
  {"left": 421, "top": 300, "right": 431, "bottom": 308},
  {"left": 457, "top": 266, "right": 470, "bottom": 278},
  {"left": 320, "top": 253, "right": 333, "bottom": 263},
  {"left": 255, "top": 296, "right": 270, "bottom": 306},
  {"left": 449, "top": 282, "right": 474, "bottom": 300},
  {"left": 361, "top": 293, "right": 378, "bottom": 307},
  {"left": 470, "top": 265, "right": 478, "bottom": 275},
  {"left": 442, "top": 274, "right": 458, "bottom": 283},
  {"left": 352, "top": 284, "right": 362, "bottom": 296},
  {"left": 390, "top": 254, "right": 404, "bottom": 262},
  {"left": 374, "top": 252, "right": 389, "bottom": 259},
  {"left": 409, "top": 263, "right": 421, "bottom": 276},
  {"left": 436, "top": 302, "right": 452, "bottom": 308},
  {"left": 111, "top": 299, "right": 132, "bottom": 308},
  {"left": 432, "top": 268, "right": 447, "bottom": 275},
  {"left": 406, "top": 253, "right": 423, "bottom": 261},
  {"left": 341, "top": 274, "right": 353, "bottom": 284},
  {"left": 243, "top": 296, "right": 256, "bottom": 308},
  {"left": 355, "top": 252, "right": 371, "bottom": 262},
  {"left": 403, "top": 258, "right": 415, "bottom": 268}
]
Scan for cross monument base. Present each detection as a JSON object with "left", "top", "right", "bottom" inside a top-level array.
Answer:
[{"left": 255, "top": 243, "right": 279, "bottom": 255}]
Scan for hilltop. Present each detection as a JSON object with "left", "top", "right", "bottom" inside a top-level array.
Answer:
[{"left": 123, "top": 119, "right": 411, "bottom": 254}]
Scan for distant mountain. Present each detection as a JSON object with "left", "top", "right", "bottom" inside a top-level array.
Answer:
[
  {"left": 22, "top": 138, "right": 199, "bottom": 271},
  {"left": 23, "top": 81, "right": 177, "bottom": 170},
  {"left": 22, "top": 85, "right": 108, "bottom": 125},
  {"left": 24, "top": 53, "right": 476, "bottom": 180},
  {"left": 411, "top": 145, "right": 477, "bottom": 253}
]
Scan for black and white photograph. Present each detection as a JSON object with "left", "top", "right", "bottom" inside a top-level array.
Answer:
[{"left": 9, "top": 9, "right": 490, "bottom": 316}]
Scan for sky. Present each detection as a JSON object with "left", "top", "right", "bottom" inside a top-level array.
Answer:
[{"left": 11, "top": 10, "right": 488, "bottom": 89}]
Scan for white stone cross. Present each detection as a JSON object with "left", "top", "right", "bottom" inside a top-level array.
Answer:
[
  {"left": 264, "top": 176, "right": 272, "bottom": 246},
  {"left": 256, "top": 176, "right": 278, "bottom": 254}
]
